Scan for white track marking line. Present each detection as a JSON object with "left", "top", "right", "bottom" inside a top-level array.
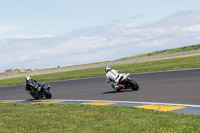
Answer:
[{"left": 1, "top": 99, "right": 200, "bottom": 108}]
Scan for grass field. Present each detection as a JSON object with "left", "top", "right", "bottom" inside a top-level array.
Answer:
[
  {"left": 0, "top": 53, "right": 200, "bottom": 87},
  {"left": 0, "top": 103, "right": 200, "bottom": 133}
]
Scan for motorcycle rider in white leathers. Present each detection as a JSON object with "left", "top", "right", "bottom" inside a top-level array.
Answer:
[{"left": 105, "top": 66, "right": 124, "bottom": 91}]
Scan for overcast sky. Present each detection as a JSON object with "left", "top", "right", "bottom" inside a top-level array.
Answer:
[{"left": 0, "top": 0, "right": 200, "bottom": 72}]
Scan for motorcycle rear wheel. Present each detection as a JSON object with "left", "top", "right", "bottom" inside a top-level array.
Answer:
[
  {"left": 127, "top": 79, "right": 139, "bottom": 91},
  {"left": 44, "top": 89, "right": 52, "bottom": 99}
]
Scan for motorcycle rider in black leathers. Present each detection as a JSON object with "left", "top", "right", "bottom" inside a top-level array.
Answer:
[{"left": 25, "top": 76, "right": 42, "bottom": 94}]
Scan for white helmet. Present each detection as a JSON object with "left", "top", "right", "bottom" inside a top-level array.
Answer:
[
  {"left": 105, "top": 66, "right": 111, "bottom": 73},
  {"left": 25, "top": 76, "right": 31, "bottom": 81}
]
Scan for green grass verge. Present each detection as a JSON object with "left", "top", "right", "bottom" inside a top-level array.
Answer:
[
  {"left": 0, "top": 103, "right": 200, "bottom": 133},
  {"left": 0, "top": 53, "right": 200, "bottom": 86}
]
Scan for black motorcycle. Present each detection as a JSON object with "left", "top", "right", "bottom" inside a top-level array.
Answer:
[{"left": 29, "top": 84, "right": 52, "bottom": 99}]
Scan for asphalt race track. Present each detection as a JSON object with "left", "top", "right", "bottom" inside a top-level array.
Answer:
[{"left": 0, "top": 69, "right": 200, "bottom": 105}]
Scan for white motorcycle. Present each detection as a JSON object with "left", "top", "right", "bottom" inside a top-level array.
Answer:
[{"left": 111, "top": 73, "right": 139, "bottom": 92}]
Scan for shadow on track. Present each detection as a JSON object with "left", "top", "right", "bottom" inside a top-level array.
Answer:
[
  {"left": 22, "top": 99, "right": 47, "bottom": 102},
  {"left": 102, "top": 90, "right": 133, "bottom": 94},
  {"left": 25, "top": 99, "right": 38, "bottom": 101}
]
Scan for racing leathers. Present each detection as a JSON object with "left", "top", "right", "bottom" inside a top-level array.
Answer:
[
  {"left": 25, "top": 79, "right": 41, "bottom": 93},
  {"left": 106, "top": 69, "right": 124, "bottom": 90}
]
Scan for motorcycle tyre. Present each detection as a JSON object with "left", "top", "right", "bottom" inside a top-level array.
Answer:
[
  {"left": 30, "top": 92, "right": 41, "bottom": 99},
  {"left": 127, "top": 79, "right": 139, "bottom": 91},
  {"left": 44, "top": 89, "right": 52, "bottom": 99}
]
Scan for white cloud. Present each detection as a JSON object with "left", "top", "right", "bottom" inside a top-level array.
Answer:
[
  {"left": 0, "top": 25, "right": 21, "bottom": 34},
  {"left": 0, "top": 11, "right": 200, "bottom": 72},
  {"left": 0, "top": 23, "right": 55, "bottom": 39},
  {"left": 19, "top": 56, "right": 31, "bottom": 62},
  {"left": 182, "top": 24, "right": 200, "bottom": 32}
]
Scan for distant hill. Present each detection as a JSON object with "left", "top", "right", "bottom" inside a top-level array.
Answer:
[{"left": 118, "top": 43, "right": 200, "bottom": 61}]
